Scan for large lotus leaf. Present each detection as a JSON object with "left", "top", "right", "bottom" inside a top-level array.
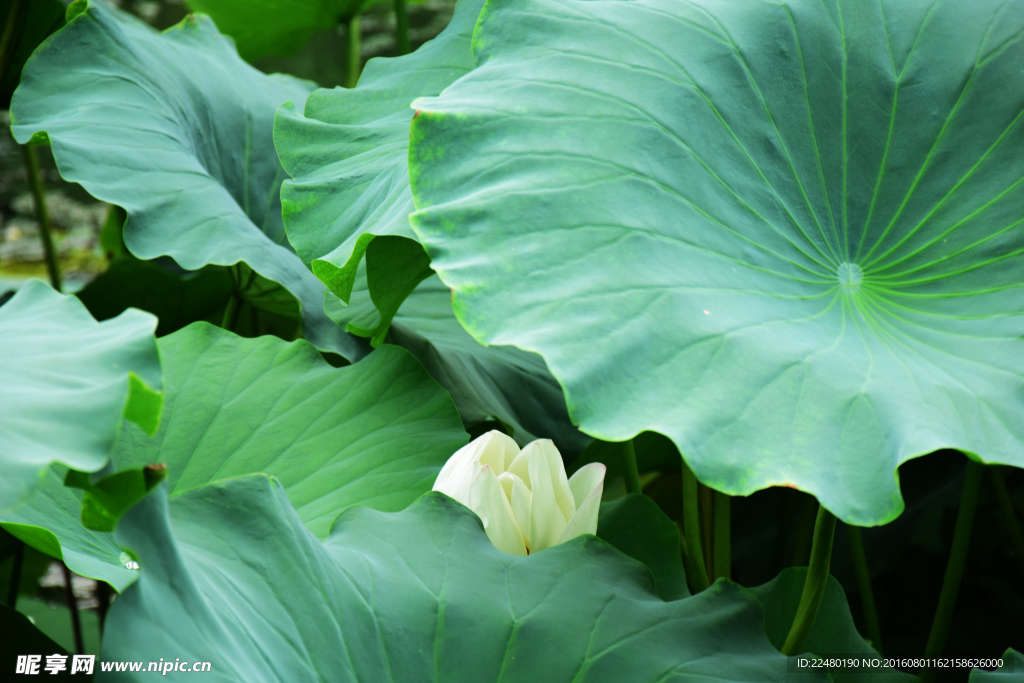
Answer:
[
  {"left": 0, "top": 280, "right": 161, "bottom": 513},
  {"left": 101, "top": 476, "right": 825, "bottom": 682},
  {"left": 596, "top": 493, "right": 689, "bottom": 601},
  {"left": 328, "top": 274, "right": 590, "bottom": 457},
  {"left": 0, "top": 323, "right": 466, "bottom": 590},
  {"left": 185, "top": 0, "right": 373, "bottom": 62},
  {"left": 76, "top": 258, "right": 233, "bottom": 337},
  {"left": 0, "top": 0, "right": 64, "bottom": 108},
  {"left": 274, "top": 0, "right": 482, "bottom": 343},
  {"left": 1, "top": 467, "right": 139, "bottom": 592},
  {"left": 749, "top": 568, "right": 917, "bottom": 683},
  {"left": 111, "top": 323, "right": 467, "bottom": 537},
  {"left": 409, "top": 0, "right": 1024, "bottom": 524},
  {"left": 9, "top": 0, "right": 360, "bottom": 360},
  {"left": 971, "top": 650, "right": 1024, "bottom": 681}
]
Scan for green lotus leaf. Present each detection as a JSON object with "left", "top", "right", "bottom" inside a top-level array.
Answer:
[
  {"left": 596, "top": 493, "right": 689, "bottom": 601},
  {"left": 274, "top": 0, "right": 482, "bottom": 343},
  {"left": 101, "top": 476, "right": 826, "bottom": 681},
  {"left": 971, "top": 650, "right": 1024, "bottom": 681},
  {"left": 0, "top": 280, "right": 161, "bottom": 513},
  {"left": 0, "top": 0, "right": 64, "bottom": 108},
  {"left": 185, "top": 0, "right": 375, "bottom": 62},
  {"left": 749, "top": 568, "right": 917, "bottom": 683},
  {"left": 1, "top": 322, "right": 466, "bottom": 588},
  {"left": 112, "top": 323, "right": 467, "bottom": 536},
  {"left": 77, "top": 258, "right": 234, "bottom": 337},
  {"left": 1, "top": 467, "right": 139, "bottom": 592},
  {"left": 409, "top": 0, "right": 1024, "bottom": 524},
  {"left": 79, "top": 256, "right": 305, "bottom": 341},
  {"left": 10, "top": 0, "right": 361, "bottom": 360},
  {"left": 328, "top": 274, "right": 590, "bottom": 457}
]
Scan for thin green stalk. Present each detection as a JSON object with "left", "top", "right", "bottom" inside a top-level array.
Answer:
[
  {"left": 791, "top": 494, "right": 818, "bottom": 566},
  {"left": 21, "top": 144, "right": 62, "bottom": 291},
  {"left": 920, "top": 460, "right": 984, "bottom": 683},
  {"left": 221, "top": 292, "right": 242, "bottom": 331},
  {"left": 678, "top": 525, "right": 701, "bottom": 595},
  {"left": 6, "top": 539, "right": 23, "bottom": 609},
  {"left": 699, "top": 482, "right": 714, "bottom": 579},
  {"left": 622, "top": 439, "right": 641, "bottom": 495},
  {"left": 846, "top": 525, "right": 883, "bottom": 653},
  {"left": 61, "top": 563, "right": 84, "bottom": 655},
  {"left": 0, "top": 0, "right": 27, "bottom": 82},
  {"left": 713, "top": 491, "right": 731, "bottom": 581},
  {"left": 990, "top": 467, "right": 1024, "bottom": 578},
  {"left": 394, "top": 0, "right": 410, "bottom": 55},
  {"left": 343, "top": 15, "right": 362, "bottom": 89},
  {"left": 681, "top": 461, "right": 709, "bottom": 592},
  {"left": 782, "top": 504, "right": 837, "bottom": 655}
]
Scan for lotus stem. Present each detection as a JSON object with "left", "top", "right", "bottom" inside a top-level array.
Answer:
[
  {"left": 846, "top": 525, "right": 882, "bottom": 653},
  {"left": 343, "top": 15, "right": 362, "bottom": 89},
  {"left": 6, "top": 538, "right": 23, "bottom": 609},
  {"left": 713, "top": 491, "right": 730, "bottom": 581},
  {"left": 678, "top": 525, "right": 700, "bottom": 594},
  {"left": 699, "top": 482, "right": 713, "bottom": 578},
  {"left": 21, "top": 144, "right": 62, "bottom": 292},
  {"left": 394, "top": 0, "right": 410, "bottom": 55},
  {"left": 920, "top": 459, "right": 984, "bottom": 683},
  {"left": 621, "top": 439, "right": 641, "bottom": 495},
  {"left": 221, "top": 291, "right": 242, "bottom": 331},
  {"left": 781, "top": 503, "right": 837, "bottom": 655},
  {"left": 61, "top": 562, "right": 85, "bottom": 654},
  {"left": 681, "top": 461, "right": 709, "bottom": 592},
  {"left": 990, "top": 467, "right": 1024, "bottom": 579}
]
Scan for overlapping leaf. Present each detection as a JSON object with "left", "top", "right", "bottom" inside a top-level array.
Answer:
[
  {"left": 596, "top": 493, "right": 689, "bottom": 601},
  {"left": 1, "top": 467, "right": 139, "bottom": 592},
  {"left": 328, "top": 275, "right": 590, "bottom": 457},
  {"left": 1, "top": 323, "right": 466, "bottom": 588},
  {"left": 0, "top": 280, "right": 161, "bottom": 513},
  {"left": 274, "top": 0, "right": 482, "bottom": 343},
  {"left": 101, "top": 476, "right": 826, "bottom": 682},
  {"left": 76, "top": 258, "right": 233, "bottom": 337},
  {"left": 750, "top": 568, "right": 917, "bottom": 683},
  {"left": 185, "top": 0, "right": 375, "bottom": 61},
  {"left": 410, "top": 0, "right": 1024, "bottom": 524},
  {"left": 10, "top": 0, "right": 360, "bottom": 359}
]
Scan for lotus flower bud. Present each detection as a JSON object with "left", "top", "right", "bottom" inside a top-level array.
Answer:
[{"left": 433, "top": 431, "right": 606, "bottom": 555}]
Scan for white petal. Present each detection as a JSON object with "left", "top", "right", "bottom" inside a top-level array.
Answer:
[
  {"left": 523, "top": 440, "right": 575, "bottom": 521},
  {"left": 496, "top": 471, "right": 516, "bottom": 499},
  {"left": 509, "top": 474, "right": 532, "bottom": 550},
  {"left": 567, "top": 463, "right": 606, "bottom": 509},
  {"left": 467, "top": 465, "right": 527, "bottom": 555},
  {"left": 525, "top": 442, "right": 572, "bottom": 553},
  {"left": 477, "top": 430, "right": 520, "bottom": 474},
  {"left": 506, "top": 446, "right": 532, "bottom": 487},
  {"left": 434, "top": 430, "right": 519, "bottom": 498},
  {"left": 558, "top": 470, "right": 605, "bottom": 545}
]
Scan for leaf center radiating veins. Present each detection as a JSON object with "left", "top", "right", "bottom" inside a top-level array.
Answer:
[{"left": 836, "top": 262, "right": 864, "bottom": 292}]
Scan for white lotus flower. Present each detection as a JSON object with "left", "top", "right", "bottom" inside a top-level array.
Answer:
[{"left": 433, "top": 430, "right": 606, "bottom": 555}]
